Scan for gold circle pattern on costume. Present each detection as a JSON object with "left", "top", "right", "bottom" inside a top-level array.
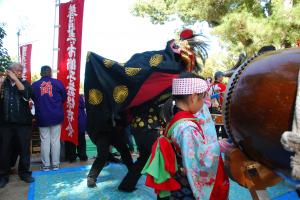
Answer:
[
  {"left": 139, "top": 121, "right": 145, "bottom": 127},
  {"left": 88, "top": 89, "right": 103, "bottom": 105},
  {"left": 113, "top": 85, "right": 128, "bottom": 103},
  {"left": 149, "top": 54, "right": 163, "bottom": 67},
  {"left": 103, "top": 59, "right": 115, "bottom": 68},
  {"left": 125, "top": 67, "right": 142, "bottom": 76}
]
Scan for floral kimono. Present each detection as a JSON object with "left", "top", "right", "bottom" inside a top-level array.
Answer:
[{"left": 143, "top": 104, "right": 229, "bottom": 200}]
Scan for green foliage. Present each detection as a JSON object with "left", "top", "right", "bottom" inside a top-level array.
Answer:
[
  {"left": 0, "top": 24, "right": 11, "bottom": 71},
  {"left": 131, "top": 0, "right": 177, "bottom": 24},
  {"left": 214, "top": 2, "right": 300, "bottom": 55},
  {"left": 200, "top": 51, "right": 238, "bottom": 78},
  {"left": 132, "top": 0, "right": 300, "bottom": 70},
  {"left": 131, "top": 0, "right": 264, "bottom": 25},
  {"left": 31, "top": 73, "right": 40, "bottom": 82},
  {"left": 213, "top": 10, "right": 269, "bottom": 56}
]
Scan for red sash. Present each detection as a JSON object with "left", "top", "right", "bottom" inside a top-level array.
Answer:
[{"left": 210, "top": 156, "right": 229, "bottom": 200}]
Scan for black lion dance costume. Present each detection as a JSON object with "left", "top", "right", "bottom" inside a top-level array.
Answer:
[{"left": 84, "top": 29, "right": 208, "bottom": 191}]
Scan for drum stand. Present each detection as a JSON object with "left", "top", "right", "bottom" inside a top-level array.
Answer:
[
  {"left": 245, "top": 163, "right": 271, "bottom": 200},
  {"left": 225, "top": 148, "right": 282, "bottom": 200}
]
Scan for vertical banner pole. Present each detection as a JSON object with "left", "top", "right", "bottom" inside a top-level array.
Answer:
[
  {"left": 52, "top": 0, "right": 60, "bottom": 74},
  {"left": 17, "top": 29, "right": 20, "bottom": 62}
]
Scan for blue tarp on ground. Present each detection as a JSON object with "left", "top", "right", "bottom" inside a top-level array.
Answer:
[{"left": 28, "top": 163, "right": 299, "bottom": 200}]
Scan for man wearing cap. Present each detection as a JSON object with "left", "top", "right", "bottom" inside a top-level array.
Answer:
[
  {"left": 211, "top": 71, "right": 226, "bottom": 111},
  {"left": 0, "top": 63, "right": 34, "bottom": 188},
  {"left": 32, "top": 66, "right": 67, "bottom": 171},
  {"left": 211, "top": 71, "right": 227, "bottom": 138}
]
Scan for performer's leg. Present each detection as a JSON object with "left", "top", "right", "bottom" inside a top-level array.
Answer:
[
  {"left": 77, "top": 132, "right": 88, "bottom": 161},
  {"left": 124, "top": 126, "right": 135, "bottom": 152},
  {"left": 108, "top": 146, "right": 121, "bottom": 163},
  {"left": 87, "top": 133, "right": 110, "bottom": 188},
  {"left": 118, "top": 128, "right": 159, "bottom": 192},
  {"left": 111, "top": 130, "right": 133, "bottom": 170}
]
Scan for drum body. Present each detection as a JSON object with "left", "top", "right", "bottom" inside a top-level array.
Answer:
[{"left": 223, "top": 48, "right": 300, "bottom": 178}]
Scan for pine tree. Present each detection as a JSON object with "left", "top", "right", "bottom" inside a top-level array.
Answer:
[{"left": 0, "top": 24, "right": 11, "bottom": 71}]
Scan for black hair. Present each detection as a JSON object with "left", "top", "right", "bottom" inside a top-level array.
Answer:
[
  {"left": 206, "top": 77, "right": 212, "bottom": 83},
  {"left": 40, "top": 65, "right": 52, "bottom": 77},
  {"left": 160, "top": 97, "right": 175, "bottom": 123},
  {"left": 214, "top": 71, "right": 224, "bottom": 81},
  {"left": 161, "top": 72, "right": 205, "bottom": 122}
]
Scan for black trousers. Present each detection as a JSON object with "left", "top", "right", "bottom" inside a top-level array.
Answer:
[
  {"left": 87, "top": 130, "right": 133, "bottom": 180},
  {"left": 124, "top": 126, "right": 135, "bottom": 152},
  {"left": 216, "top": 125, "right": 227, "bottom": 138},
  {"left": 10, "top": 135, "right": 20, "bottom": 168},
  {"left": 65, "top": 133, "right": 88, "bottom": 161},
  {"left": 0, "top": 124, "right": 32, "bottom": 180},
  {"left": 156, "top": 172, "right": 195, "bottom": 200},
  {"left": 118, "top": 128, "right": 159, "bottom": 190}
]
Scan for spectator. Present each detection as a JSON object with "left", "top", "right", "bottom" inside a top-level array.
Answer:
[
  {"left": 65, "top": 94, "right": 88, "bottom": 162},
  {"left": 0, "top": 63, "right": 34, "bottom": 188},
  {"left": 211, "top": 71, "right": 227, "bottom": 138},
  {"left": 204, "top": 77, "right": 213, "bottom": 108},
  {"left": 32, "top": 66, "right": 67, "bottom": 171},
  {"left": 211, "top": 71, "right": 226, "bottom": 113}
]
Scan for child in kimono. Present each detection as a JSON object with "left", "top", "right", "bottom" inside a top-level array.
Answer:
[{"left": 143, "top": 72, "right": 231, "bottom": 200}]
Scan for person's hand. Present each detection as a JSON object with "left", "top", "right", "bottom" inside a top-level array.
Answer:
[
  {"left": 218, "top": 138, "right": 234, "bottom": 153},
  {"left": 0, "top": 72, "right": 6, "bottom": 84},
  {"left": 6, "top": 70, "right": 18, "bottom": 82},
  {"left": 0, "top": 75, "right": 5, "bottom": 84}
]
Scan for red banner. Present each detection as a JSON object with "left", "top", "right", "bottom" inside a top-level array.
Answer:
[
  {"left": 20, "top": 44, "right": 32, "bottom": 83},
  {"left": 57, "top": 0, "right": 84, "bottom": 145}
]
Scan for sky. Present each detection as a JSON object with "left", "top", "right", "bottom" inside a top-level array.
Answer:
[{"left": 0, "top": 0, "right": 217, "bottom": 82}]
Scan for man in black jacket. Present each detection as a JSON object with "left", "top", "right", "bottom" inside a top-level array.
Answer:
[{"left": 0, "top": 63, "right": 34, "bottom": 188}]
